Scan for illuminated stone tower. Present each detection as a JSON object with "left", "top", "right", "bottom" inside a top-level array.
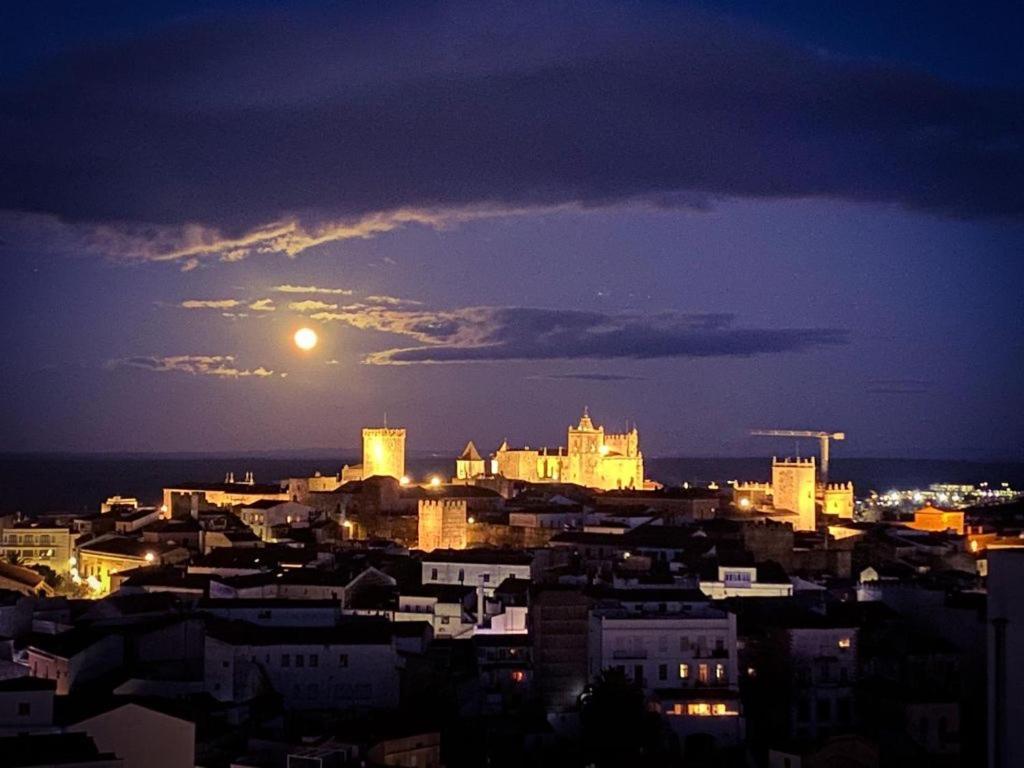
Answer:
[
  {"left": 567, "top": 407, "right": 604, "bottom": 488},
  {"left": 772, "top": 457, "right": 817, "bottom": 531},
  {"left": 418, "top": 498, "right": 467, "bottom": 552},
  {"left": 362, "top": 427, "right": 406, "bottom": 480},
  {"left": 823, "top": 482, "right": 855, "bottom": 519}
]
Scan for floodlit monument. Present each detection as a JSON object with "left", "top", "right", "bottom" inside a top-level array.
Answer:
[
  {"left": 418, "top": 498, "right": 468, "bottom": 552},
  {"left": 488, "top": 408, "right": 645, "bottom": 491},
  {"left": 771, "top": 457, "right": 817, "bottom": 531},
  {"left": 342, "top": 426, "right": 407, "bottom": 482}
]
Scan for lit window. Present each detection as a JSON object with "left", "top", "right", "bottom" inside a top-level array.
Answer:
[
  {"left": 511, "top": 670, "right": 525, "bottom": 683},
  {"left": 715, "top": 663, "right": 725, "bottom": 681},
  {"left": 679, "top": 663, "right": 690, "bottom": 680},
  {"left": 838, "top": 637, "right": 852, "bottom": 649}
]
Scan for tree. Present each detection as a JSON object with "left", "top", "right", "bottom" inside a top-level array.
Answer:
[{"left": 579, "top": 668, "right": 677, "bottom": 767}]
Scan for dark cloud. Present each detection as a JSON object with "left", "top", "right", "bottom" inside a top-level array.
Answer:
[
  {"left": 1, "top": 2, "right": 1021, "bottom": 265},
  {"left": 308, "top": 305, "right": 847, "bottom": 364}
]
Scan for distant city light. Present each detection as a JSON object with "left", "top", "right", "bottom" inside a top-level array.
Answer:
[
  {"left": 399, "top": 475, "right": 411, "bottom": 486},
  {"left": 429, "top": 476, "right": 441, "bottom": 487}
]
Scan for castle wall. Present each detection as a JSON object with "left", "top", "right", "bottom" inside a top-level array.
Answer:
[
  {"left": 823, "top": 482, "right": 855, "bottom": 519},
  {"left": 418, "top": 499, "right": 468, "bottom": 552}
]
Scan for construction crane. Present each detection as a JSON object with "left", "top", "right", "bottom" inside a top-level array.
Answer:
[{"left": 750, "top": 429, "right": 845, "bottom": 486}]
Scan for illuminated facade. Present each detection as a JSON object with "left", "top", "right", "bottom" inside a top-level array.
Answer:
[
  {"left": 908, "top": 505, "right": 965, "bottom": 535},
  {"left": 0, "top": 524, "right": 73, "bottom": 575},
  {"left": 822, "top": 482, "right": 855, "bottom": 519},
  {"left": 361, "top": 427, "right": 406, "bottom": 481},
  {"left": 455, "top": 441, "right": 486, "bottom": 480},
  {"left": 771, "top": 458, "right": 817, "bottom": 532},
  {"left": 490, "top": 409, "right": 644, "bottom": 491},
  {"left": 417, "top": 499, "right": 468, "bottom": 552},
  {"left": 75, "top": 536, "right": 186, "bottom": 595}
]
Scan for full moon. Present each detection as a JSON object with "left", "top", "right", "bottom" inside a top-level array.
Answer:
[{"left": 294, "top": 327, "right": 318, "bottom": 351}]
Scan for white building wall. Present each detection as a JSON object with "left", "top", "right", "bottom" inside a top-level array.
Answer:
[
  {"left": 588, "top": 610, "right": 738, "bottom": 693},
  {"left": 205, "top": 636, "right": 400, "bottom": 710},
  {"left": 988, "top": 546, "right": 1024, "bottom": 768},
  {"left": 421, "top": 561, "right": 531, "bottom": 595}
]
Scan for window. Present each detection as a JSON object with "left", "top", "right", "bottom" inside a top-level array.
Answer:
[
  {"left": 633, "top": 665, "right": 644, "bottom": 684},
  {"left": 715, "top": 638, "right": 725, "bottom": 652},
  {"left": 281, "top": 654, "right": 290, "bottom": 667},
  {"left": 816, "top": 698, "right": 831, "bottom": 722},
  {"left": 679, "top": 636, "right": 689, "bottom": 652},
  {"left": 310, "top": 654, "right": 319, "bottom": 667},
  {"left": 838, "top": 637, "right": 852, "bottom": 649},
  {"left": 296, "top": 654, "right": 305, "bottom": 668},
  {"left": 458, "top": 569, "right": 465, "bottom": 582},
  {"left": 658, "top": 664, "right": 667, "bottom": 681},
  {"left": 686, "top": 702, "right": 728, "bottom": 716},
  {"left": 837, "top": 697, "right": 852, "bottom": 723},
  {"left": 678, "top": 663, "right": 690, "bottom": 680},
  {"left": 17, "top": 702, "right": 30, "bottom": 716},
  {"left": 431, "top": 568, "right": 438, "bottom": 581},
  {"left": 222, "top": 661, "right": 229, "bottom": 668},
  {"left": 796, "top": 698, "right": 810, "bottom": 722},
  {"left": 482, "top": 574, "right": 491, "bottom": 583},
  {"left": 715, "top": 663, "right": 725, "bottom": 682},
  {"left": 339, "top": 654, "right": 349, "bottom": 667},
  {"left": 698, "top": 664, "right": 709, "bottom": 684}
]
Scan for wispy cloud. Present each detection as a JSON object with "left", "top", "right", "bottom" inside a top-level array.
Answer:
[
  {"left": 273, "top": 284, "right": 355, "bottom": 296},
  {"left": 92, "top": 210, "right": 454, "bottom": 267},
  {"left": 866, "top": 378, "right": 931, "bottom": 395},
  {"left": 289, "top": 300, "right": 338, "bottom": 313},
  {"left": 366, "top": 295, "right": 423, "bottom": 306},
  {"left": 181, "top": 299, "right": 242, "bottom": 309},
  {"left": 248, "top": 298, "right": 276, "bottom": 312},
  {"left": 112, "top": 355, "right": 278, "bottom": 378},
  {"left": 529, "top": 372, "right": 648, "bottom": 382},
  {"left": 309, "top": 305, "right": 848, "bottom": 365}
]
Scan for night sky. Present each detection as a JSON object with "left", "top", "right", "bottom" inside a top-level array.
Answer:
[{"left": 1, "top": 1, "right": 1022, "bottom": 460}]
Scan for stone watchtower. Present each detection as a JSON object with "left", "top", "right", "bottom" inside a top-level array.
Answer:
[
  {"left": 362, "top": 427, "right": 406, "bottom": 480},
  {"left": 418, "top": 498, "right": 468, "bottom": 552}
]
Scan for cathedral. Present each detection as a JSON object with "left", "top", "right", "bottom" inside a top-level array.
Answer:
[{"left": 474, "top": 408, "right": 645, "bottom": 491}]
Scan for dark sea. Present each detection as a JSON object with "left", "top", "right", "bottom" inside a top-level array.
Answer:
[{"left": 1, "top": 453, "right": 1022, "bottom": 516}]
